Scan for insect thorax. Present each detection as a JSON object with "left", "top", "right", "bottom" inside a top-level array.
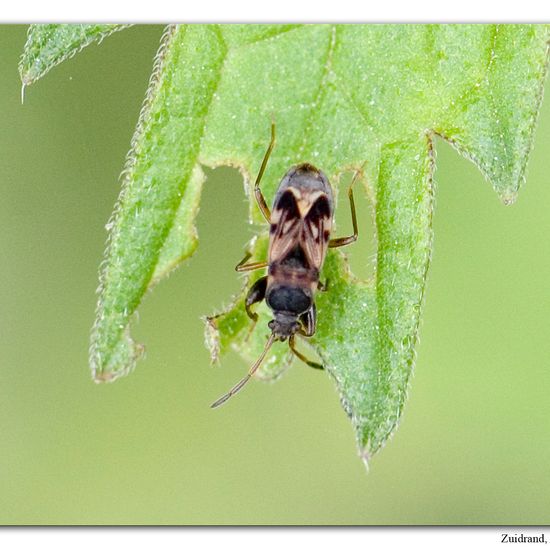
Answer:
[
  {"left": 275, "top": 163, "right": 334, "bottom": 203},
  {"left": 266, "top": 283, "right": 312, "bottom": 315}
]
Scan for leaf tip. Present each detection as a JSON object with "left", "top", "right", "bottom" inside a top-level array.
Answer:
[
  {"left": 20, "top": 81, "right": 27, "bottom": 104},
  {"left": 360, "top": 447, "right": 371, "bottom": 472},
  {"left": 89, "top": 326, "right": 145, "bottom": 383},
  {"left": 203, "top": 315, "right": 221, "bottom": 364},
  {"left": 499, "top": 190, "right": 519, "bottom": 206},
  {"left": 93, "top": 370, "right": 118, "bottom": 384}
]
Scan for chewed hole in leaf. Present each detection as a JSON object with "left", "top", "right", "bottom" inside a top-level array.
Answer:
[{"left": 332, "top": 169, "right": 377, "bottom": 283}]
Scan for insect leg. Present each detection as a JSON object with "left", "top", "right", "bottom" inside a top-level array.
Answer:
[
  {"left": 245, "top": 276, "right": 267, "bottom": 323},
  {"left": 289, "top": 334, "right": 324, "bottom": 370},
  {"left": 299, "top": 304, "right": 317, "bottom": 337},
  {"left": 329, "top": 167, "right": 361, "bottom": 249},
  {"left": 253, "top": 122, "right": 276, "bottom": 223},
  {"left": 317, "top": 280, "right": 329, "bottom": 293},
  {"left": 235, "top": 251, "right": 268, "bottom": 272}
]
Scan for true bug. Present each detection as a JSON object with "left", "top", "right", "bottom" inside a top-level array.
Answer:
[{"left": 211, "top": 123, "right": 359, "bottom": 408}]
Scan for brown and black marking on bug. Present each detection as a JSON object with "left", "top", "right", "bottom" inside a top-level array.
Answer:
[{"left": 211, "top": 123, "right": 360, "bottom": 408}]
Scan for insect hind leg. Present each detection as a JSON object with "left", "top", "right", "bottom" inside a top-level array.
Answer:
[
  {"left": 328, "top": 166, "right": 362, "bottom": 249},
  {"left": 317, "top": 280, "right": 329, "bottom": 293},
  {"left": 253, "top": 122, "right": 276, "bottom": 223}
]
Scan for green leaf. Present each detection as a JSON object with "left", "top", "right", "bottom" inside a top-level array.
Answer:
[
  {"left": 19, "top": 24, "right": 129, "bottom": 87},
  {"left": 22, "top": 24, "right": 550, "bottom": 463}
]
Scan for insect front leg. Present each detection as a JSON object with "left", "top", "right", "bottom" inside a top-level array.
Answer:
[
  {"left": 289, "top": 334, "right": 323, "bottom": 370},
  {"left": 299, "top": 304, "right": 317, "bottom": 337},
  {"left": 235, "top": 251, "right": 268, "bottom": 272},
  {"left": 329, "top": 167, "right": 360, "bottom": 249},
  {"left": 253, "top": 122, "right": 276, "bottom": 223},
  {"left": 244, "top": 276, "right": 267, "bottom": 323}
]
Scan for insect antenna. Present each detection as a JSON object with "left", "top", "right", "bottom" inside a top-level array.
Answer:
[{"left": 210, "top": 333, "right": 276, "bottom": 409}]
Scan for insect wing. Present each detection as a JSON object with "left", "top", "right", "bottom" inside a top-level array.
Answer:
[
  {"left": 301, "top": 193, "right": 333, "bottom": 271},
  {"left": 268, "top": 189, "right": 303, "bottom": 264}
]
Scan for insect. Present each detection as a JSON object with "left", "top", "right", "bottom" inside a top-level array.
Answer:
[{"left": 211, "top": 123, "right": 360, "bottom": 408}]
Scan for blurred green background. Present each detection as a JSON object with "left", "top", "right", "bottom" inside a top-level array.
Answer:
[{"left": 1, "top": 25, "right": 550, "bottom": 525}]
